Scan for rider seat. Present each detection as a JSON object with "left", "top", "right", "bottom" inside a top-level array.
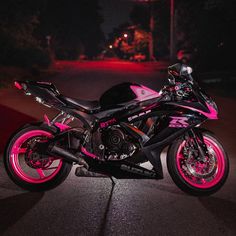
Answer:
[
  {"left": 24, "top": 81, "right": 101, "bottom": 114},
  {"left": 60, "top": 96, "right": 101, "bottom": 114}
]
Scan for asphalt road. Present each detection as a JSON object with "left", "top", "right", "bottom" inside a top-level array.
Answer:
[{"left": 0, "top": 60, "right": 236, "bottom": 236}]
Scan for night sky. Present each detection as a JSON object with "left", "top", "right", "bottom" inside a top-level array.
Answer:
[{"left": 100, "top": 0, "right": 134, "bottom": 36}]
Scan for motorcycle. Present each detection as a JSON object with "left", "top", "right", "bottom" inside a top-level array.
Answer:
[{"left": 4, "top": 63, "right": 229, "bottom": 196}]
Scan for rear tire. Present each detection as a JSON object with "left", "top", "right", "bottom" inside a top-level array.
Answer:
[
  {"left": 167, "top": 131, "right": 229, "bottom": 196},
  {"left": 4, "top": 125, "right": 72, "bottom": 192}
]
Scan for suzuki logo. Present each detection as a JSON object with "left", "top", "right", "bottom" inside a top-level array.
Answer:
[{"left": 169, "top": 116, "right": 189, "bottom": 128}]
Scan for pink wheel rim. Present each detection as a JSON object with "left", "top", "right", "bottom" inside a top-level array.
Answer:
[
  {"left": 176, "top": 136, "right": 225, "bottom": 189},
  {"left": 10, "top": 130, "right": 63, "bottom": 184}
]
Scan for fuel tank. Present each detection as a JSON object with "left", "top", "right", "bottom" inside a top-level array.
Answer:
[{"left": 99, "top": 82, "right": 160, "bottom": 109}]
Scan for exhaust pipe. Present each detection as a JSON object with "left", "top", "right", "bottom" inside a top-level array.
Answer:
[
  {"left": 50, "top": 145, "right": 115, "bottom": 183},
  {"left": 49, "top": 145, "right": 89, "bottom": 169}
]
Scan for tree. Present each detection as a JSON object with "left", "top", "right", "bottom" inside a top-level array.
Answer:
[
  {"left": 39, "top": 0, "right": 104, "bottom": 59},
  {"left": 133, "top": 29, "right": 149, "bottom": 53},
  {"left": 0, "top": 1, "right": 50, "bottom": 67},
  {"left": 175, "top": 0, "right": 236, "bottom": 70},
  {"left": 129, "top": 1, "right": 170, "bottom": 59},
  {"left": 0, "top": 0, "right": 105, "bottom": 66},
  {"left": 108, "top": 23, "right": 149, "bottom": 59},
  {"left": 130, "top": 4, "right": 149, "bottom": 31}
]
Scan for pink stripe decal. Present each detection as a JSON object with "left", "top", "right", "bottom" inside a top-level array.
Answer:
[
  {"left": 130, "top": 85, "right": 160, "bottom": 102},
  {"left": 81, "top": 147, "right": 98, "bottom": 159},
  {"left": 44, "top": 114, "right": 51, "bottom": 126},
  {"left": 144, "top": 103, "right": 158, "bottom": 111},
  {"left": 54, "top": 122, "right": 70, "bottom": 131},
  {"left": 171, "top": 103, "right": 218, "bottom": 120}
]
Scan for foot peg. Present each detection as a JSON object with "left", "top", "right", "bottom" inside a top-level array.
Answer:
[{"left": 75, "top": 167, "right": 107, "bottom": 178}]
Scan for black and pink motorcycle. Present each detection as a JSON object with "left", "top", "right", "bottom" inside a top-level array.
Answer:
[{"left": 4, "top": 64, "right": 229, "bottom": 195}]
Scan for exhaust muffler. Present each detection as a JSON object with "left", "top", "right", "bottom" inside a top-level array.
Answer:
[{"left": 49, "top": 145, "right": 89, "bottom": 169}]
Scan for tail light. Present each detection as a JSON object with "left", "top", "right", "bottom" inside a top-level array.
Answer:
[
  {"left": 14, "top": 81, "right": 28, "bottom": 91},
  {"left": 14, "top": 81, "right": 23, "bottom": 90}
]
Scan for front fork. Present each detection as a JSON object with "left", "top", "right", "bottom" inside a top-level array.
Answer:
[{"left": 185, "top": 129, "right": 209, "bottom": 161}]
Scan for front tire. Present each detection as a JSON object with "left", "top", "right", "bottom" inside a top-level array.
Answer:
[
  {"left": 4, "top": 125, "right": 72, "bottom": 192},
  {"left": 167, "top": 131, "right": 229, "bottom": 196}
]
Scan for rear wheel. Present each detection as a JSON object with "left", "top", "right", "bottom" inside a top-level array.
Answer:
[
  {"left": 167, "top": 131, "right": 229, "bottom": 196},
  {"left": 4, "top": 126, "right": 72, "bottom": 191}
]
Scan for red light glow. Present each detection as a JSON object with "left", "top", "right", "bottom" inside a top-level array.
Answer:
[{"left": 14, "top": 81, "right": 22, "bottom": 90}]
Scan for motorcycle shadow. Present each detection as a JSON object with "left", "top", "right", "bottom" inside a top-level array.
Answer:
[
  {"left": 199, "top": 196, "right": 236, "bottom": 233},
  {"left": 0, "top": 192, "right": 44, "bottom": 234}
]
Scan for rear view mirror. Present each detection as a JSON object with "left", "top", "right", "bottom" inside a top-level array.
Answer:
[{"left": 180, "top": 65, "right": 193, "bottom": 76}]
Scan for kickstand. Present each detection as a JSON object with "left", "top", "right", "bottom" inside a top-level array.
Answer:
[{"left": 109, "top": 176, "right": 116, "bottom": 186}]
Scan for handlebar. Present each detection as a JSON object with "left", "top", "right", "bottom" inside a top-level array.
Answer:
[{"left": 160, "top": 81, "right": 193, "bottom": 102}]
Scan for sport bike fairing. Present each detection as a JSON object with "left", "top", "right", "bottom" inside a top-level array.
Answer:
[
  {"left": 7, "top": 64, "right": 229, "bottom": 195},
  {"left": 13, "top": 73, "right": 218, "bottom": 180}
]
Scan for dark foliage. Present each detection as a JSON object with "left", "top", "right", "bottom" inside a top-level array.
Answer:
[
  {"left": 0, "top": 0, "right": 104, "bottom": 67},
  {"left": 130, "top": 4, "right": 150, "bottom": 31},
  {"left": 129, "top": 1, "right": 170, "bottom": 59},
  {"left": 129, "top": 0, "right": 236, "bottom": 70},
  {"left": 38, "top": 0, "right": 104, "bottom": 60},
  {"left": 175, "top": 0, "right": 236, "bottom": 71},
  {"left": 0, "top": 0, "right": 51, "bottom": 68}
]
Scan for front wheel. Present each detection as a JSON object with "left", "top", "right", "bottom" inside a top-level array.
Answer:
[
  {"left": 167, "top": 130, "right": 229, "bottom": 196},
  {"left": 4, "top": 125, "right": 72, "bottom": 191}
]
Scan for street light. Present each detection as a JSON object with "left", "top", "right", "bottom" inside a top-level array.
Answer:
[{"left": 123, "top": 33, "right": 128, "bottom": 38}]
